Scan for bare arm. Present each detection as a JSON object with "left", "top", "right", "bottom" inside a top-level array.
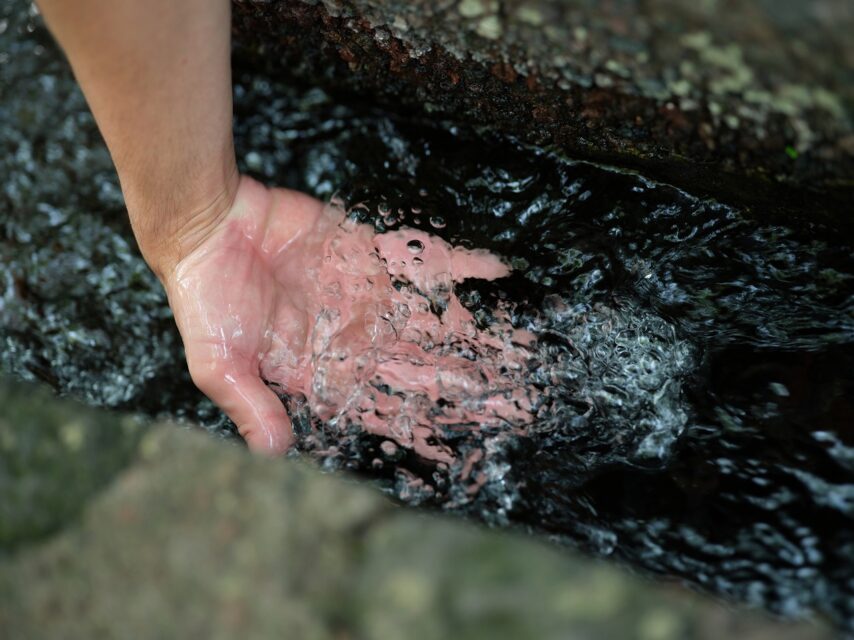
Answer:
[
  {"left": 36, "top": 0, "right": 238, "bottom": 279},
  {"left": 37, "top": 0, "right": 308, "bottom": 454}
]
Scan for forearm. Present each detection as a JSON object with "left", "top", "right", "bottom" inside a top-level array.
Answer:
[{"left": 37, "top": 0, "right": 238, "bottom": 277}]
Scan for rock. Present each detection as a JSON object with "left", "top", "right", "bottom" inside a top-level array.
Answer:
[
  {"left": 0, "top": 391, "right": 832, "bottom": 639},
  {"left": 0, "top": 378, "right": 144, "bottom": 551},
  {"left": 231, "top": 0, "right": 853, "bottom": 218}
]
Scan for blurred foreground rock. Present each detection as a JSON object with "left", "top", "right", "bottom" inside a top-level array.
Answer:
[
  {"left": 0, "top": 381, "right": 832, "bottom": 639},
  {"left": 232, "top": 0, "right": 853, "bottom": 216}
]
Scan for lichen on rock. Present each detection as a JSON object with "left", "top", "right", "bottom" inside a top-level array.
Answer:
[{"left": 232, "top": 0, "right": 853, "bottom": 216}]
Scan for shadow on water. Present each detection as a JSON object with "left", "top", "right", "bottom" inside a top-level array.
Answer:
[{"left": 1, "top": 4, "right": 852, "bottom": 631}]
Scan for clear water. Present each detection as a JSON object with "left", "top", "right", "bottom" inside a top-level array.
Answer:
[{"left": 1, "top": 4, "right": 852, "bottom": 631}]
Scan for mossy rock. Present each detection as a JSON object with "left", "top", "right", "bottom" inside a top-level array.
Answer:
[{"left": 0, "top": 378, "right": 145, "bottom": 551}]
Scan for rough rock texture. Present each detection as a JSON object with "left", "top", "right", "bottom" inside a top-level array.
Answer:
[
  {"left": 0, "top": 379, "right": 832, "bottom": 640},
  {"left": 231, "top": 0, "right": 853, "bottom": 217},
  {"left": 0, "top": 379, "right": 144, "bottom": 550}
]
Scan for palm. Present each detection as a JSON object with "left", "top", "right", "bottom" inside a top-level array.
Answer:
[
  {"left": 164, "top": 176, "right": 534, "bottom": 458},
  {"left": 164, "top": 177, "right": 325, "bottom": 454}
]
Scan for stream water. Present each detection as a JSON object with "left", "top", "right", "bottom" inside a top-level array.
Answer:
[{"left": 1, "top": 4, "right": 852, "bottom": 631}]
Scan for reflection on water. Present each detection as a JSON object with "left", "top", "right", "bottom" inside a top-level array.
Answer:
[{"left": 1, "top": 3, "right": 852, "bottom": 631}]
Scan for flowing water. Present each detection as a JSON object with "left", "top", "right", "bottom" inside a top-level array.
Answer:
[{"left": 1, "top": 4, "right": 852, "bottom": 631}]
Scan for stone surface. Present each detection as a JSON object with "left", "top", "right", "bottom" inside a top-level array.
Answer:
[
  {"left": 0, "top": 379, "right": 143, "bottom": 551},
  {"left": 231, "top": 0, "right": 853, "bottom": 217},
  {"left": 0, "top": 380, "right": 833, "bottom": 639}
]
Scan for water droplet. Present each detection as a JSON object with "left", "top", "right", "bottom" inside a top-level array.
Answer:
[
  {"left": 245, "top": 151, "right": 263, "bottom": 171},
  {"left": 769, "top": 382, "right": 790, "bottom": 397},
  {"left": 407, "top": 239, "right": 425, "bottom": 254},
  {"left": 429, "top": 215, "right": 446, "bottom": 229},
  {"left": 413, "top": 257, "right": 424, "bottom": 266}
]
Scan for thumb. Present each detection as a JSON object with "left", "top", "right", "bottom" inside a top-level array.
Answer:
[{"left": 188, "top": 357, "right": 295, "bottom": 455}]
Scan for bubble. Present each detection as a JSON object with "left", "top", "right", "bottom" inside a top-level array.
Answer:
[
  {"left": 378, "top": 202, "right": 391, "bottom": 216},
  {"left": 429, "top": 215, "right": 446, "bottom": 229},
  {"left": 407, "top": 239, "right": 425, "bottom": 254},
  {"left": 380, "top": 440, "right": 399, "bottom": 457}
]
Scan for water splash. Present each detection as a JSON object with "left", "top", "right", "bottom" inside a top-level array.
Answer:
[{"left": 286, "top": 200, "right": 697, "bottom": 518}]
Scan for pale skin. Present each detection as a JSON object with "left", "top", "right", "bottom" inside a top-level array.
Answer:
[{"left": 37, "top": 0, "right": 318, "bottom": 453}]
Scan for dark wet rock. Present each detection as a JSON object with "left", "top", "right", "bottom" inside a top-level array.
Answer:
[
  {"left": 0, "top": 404, "right": 832, "bottom": 639},
  {"left": 231, "top": 0, "right": 854, "bottom": 217}
]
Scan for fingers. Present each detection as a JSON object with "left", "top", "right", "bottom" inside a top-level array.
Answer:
[
  {"left": 450, "top": 247, "right": 510, "bottom": 282},
  {"left": 189, "top": 358, "right": 295, "bottom": 456}
]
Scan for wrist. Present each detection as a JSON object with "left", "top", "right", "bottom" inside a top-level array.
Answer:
[{"left": 127, "top": 164, "right": 240, "bottom": 282}]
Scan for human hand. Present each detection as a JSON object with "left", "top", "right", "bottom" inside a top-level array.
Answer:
[
  {"left": 154, "top": 176, "right": 326, "bottom": 454},
  {"left": 149, "top": 175, "right": 535, "bottom": 459}
]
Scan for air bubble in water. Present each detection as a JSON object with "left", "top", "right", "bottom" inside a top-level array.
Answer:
[
  {"left": 407, "top": 239, "right": 425, "bottom": 254},
  {"left": 429, "top": 215, "right": 446, "bottom": 229}
]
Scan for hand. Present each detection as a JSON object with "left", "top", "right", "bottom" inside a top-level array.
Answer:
[
  {"left": 151, "top": 175, "right": 534, "bottom": 459},
  {"left": 156, "top": 176, "right": 326, "bottom": 454}
]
